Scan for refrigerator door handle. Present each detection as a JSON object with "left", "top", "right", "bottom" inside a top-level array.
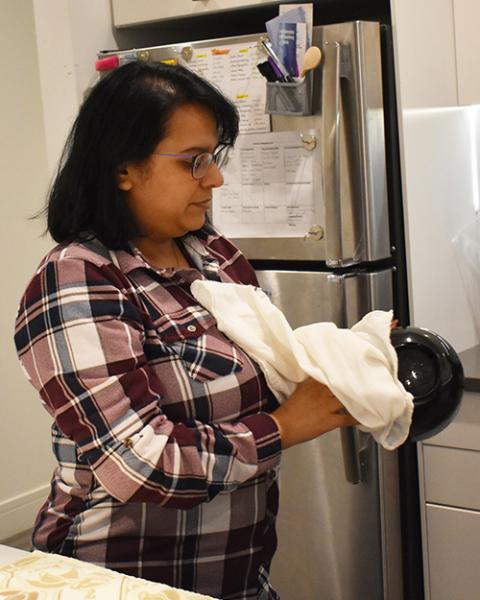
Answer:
[
  {"left": 322, "top": 41, "right": 343, "bottom": 265},
  {"left": 340, "top": 427, "right": 364, "bottom": 484}
]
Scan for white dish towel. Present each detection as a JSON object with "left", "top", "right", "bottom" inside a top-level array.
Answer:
[{"left": 190, "top": 280, "right": 414, "bottom": 450}]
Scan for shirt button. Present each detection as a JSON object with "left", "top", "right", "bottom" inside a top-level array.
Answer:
[
  {"left": 187, "top": 325, "right": 197, "bottom": 332},
  {"left": 124, "top": 437, "right": 133, "bottom": 449}
]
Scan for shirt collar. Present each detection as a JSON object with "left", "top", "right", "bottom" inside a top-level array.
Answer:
[{"left": 109, "top": 233, "right": 220, "bottom": 279}]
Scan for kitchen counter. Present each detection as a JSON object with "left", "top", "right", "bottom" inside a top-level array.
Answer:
[{"left": 459, "top": 345, "right": 480, "bottom": 393}]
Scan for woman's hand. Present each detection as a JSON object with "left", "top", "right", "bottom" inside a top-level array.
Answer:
[{"left": 270, "top": 378, "right": 357, "bottom": 449}]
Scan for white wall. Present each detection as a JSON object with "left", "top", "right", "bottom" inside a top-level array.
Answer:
[
  {"left": 0, "top": 0, "right": 55, "bottom": 540},
  {"left": 0, "top": 0, "right": 118, "bottom": 541},
  {"left": 33, "top": 0, "right": 117, "bottom": 174}
]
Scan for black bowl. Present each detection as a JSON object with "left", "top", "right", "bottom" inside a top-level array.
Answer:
[{"left": 391, "top": 327, "right": 464, "bottom": 442}]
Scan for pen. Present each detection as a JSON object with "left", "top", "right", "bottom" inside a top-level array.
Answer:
[
  {"left": 267, "top": 57, "right": 285, "bottom": 81},
  {"left": 260, "top": 39, "right": 294, "bottom": 82}
]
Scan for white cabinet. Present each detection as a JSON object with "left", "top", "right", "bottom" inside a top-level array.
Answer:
[
  {"left": 390, "top": 0, "right": 458, "bottom": 108},
  {"left": 112, "top": 0, "right": 278, "bottom": 28},
  {"left": 453, "top": 0, "right": 480, "bottom": 105},
  {"left": 390, "top": 0, "right": 480, "bottom": 107},
  {"left": 425, "top": 504, "right": 480, "bottom": 600},
  {"left": 423, "top": 445, "right": 480, "bottom": 511},
  {"left": 419, "top": 391, "right": 480, "bottom": 599}
]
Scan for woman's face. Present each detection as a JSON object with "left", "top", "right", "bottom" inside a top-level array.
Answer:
[{"left": 118, "top": 103, "right": 224, "bottom": 241}]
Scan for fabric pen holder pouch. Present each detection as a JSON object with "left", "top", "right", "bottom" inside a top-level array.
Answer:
[{"left": 265, "top": 72, "right": 313, "bottom": 116}]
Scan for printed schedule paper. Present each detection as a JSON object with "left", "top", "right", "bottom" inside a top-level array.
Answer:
[
  {"left": 212, "top": 130, "right": 322, "bottom": 237},
  {"left": 181, "top": 41, "right": 270, "bottom": 134}
]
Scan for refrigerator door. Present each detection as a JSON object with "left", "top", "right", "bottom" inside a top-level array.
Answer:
[
  {"left": 256, "top": 269, "right": 403, "bottom": 600},
  {"left": 256, "top": 268, "right": 393, "bottom": 330},
  {"left": 106, "top": 22, "right": 389, "bottom": 265},
  {"left": 320, "top": 20, "right": 390, "bottom": 266},
  {"left": 233, "top": 21, "right": 390, "bottom": 265}
]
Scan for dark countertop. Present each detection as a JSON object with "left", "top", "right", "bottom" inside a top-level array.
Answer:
[{"left": 459, "top": 345, "right": 480, "bottom": 393}]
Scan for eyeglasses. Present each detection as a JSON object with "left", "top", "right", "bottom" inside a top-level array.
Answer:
[{"left": 153, "top": 144, "right": 231, "bottom": 180}]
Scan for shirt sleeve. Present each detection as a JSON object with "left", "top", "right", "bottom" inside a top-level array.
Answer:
[{"left": 14, "top": 257, "right": 281, "bottom": 509}]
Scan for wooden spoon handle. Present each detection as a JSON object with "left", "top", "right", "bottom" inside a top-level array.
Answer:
[{"left": 300, "top": 46, "right": 322, "bottom": 78}]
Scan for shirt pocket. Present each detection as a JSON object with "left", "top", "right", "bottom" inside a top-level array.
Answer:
[{"left": 156, "top": 307, "right": 244, "bottom": 382}]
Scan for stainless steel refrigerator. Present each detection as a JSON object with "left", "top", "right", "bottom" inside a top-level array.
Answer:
[
  {"left": 100, "top": 19, "right": 415, "bottom": 600},
  {"left": 242, "top": 22, "right": 406, "bottom": 600}
]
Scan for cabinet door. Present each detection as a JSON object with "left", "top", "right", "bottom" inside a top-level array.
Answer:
[
  {"left": 423, "top": 445, "right": 480, "bottom": 511},
  {"left": 112, "top": 0, "right": 277, "bottom": 27},
  {"left": 453, "top": 0, "right": 480, "bottom": 104},
  {"left": 424, "top": 392, "right": 480, "bottom": 451},
  {"left": 426, "top": 504, "right": 480, "bottom": 600},
  {"left": 390, "top": 0, "right": 457, "bottom": 108}
]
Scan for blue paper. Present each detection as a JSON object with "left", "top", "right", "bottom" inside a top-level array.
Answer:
[
  {"left": 277, "top": 22, "right": 298, "bottom": 77},
  {"left": 266, "top": 6, "right": 309, "bottom": 55}
]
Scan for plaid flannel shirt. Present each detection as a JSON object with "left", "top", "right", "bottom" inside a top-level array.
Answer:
[{"left": 14, "top": 225, "right": 282, "bottom": 600}]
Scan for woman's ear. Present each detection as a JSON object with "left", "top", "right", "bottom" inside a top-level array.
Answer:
[{"left": 116, "top": 165, "right": 134, "bottom": 191}]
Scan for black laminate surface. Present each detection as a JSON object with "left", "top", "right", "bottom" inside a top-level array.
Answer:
[{"left": 459, "top": 345, "right": 480, "bottom": 393}]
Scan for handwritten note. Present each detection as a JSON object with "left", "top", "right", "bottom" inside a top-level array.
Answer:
[{"left": 181, "top": 41, "right": 270, "bottom": 134}]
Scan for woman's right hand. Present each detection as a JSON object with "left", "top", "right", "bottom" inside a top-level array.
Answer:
[{"left": 270, "top": 378, "right": 358, "bottom": 449}]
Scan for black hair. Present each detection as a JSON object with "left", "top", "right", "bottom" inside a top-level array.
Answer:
[{"left": 46, "top": 61, "right": 239, "bottom": 249}]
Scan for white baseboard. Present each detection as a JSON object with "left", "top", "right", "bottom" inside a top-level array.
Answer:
[{"left": 0, "top": 484, "right": 49, "bottom": 542}]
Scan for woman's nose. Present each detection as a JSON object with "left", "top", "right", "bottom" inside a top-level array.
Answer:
[{"left": 200, "top": 162, "right": 224, "bottom": 188}]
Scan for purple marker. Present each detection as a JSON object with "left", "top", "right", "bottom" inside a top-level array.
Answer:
[{"left": 267, "top": 57, "right": 285, "bottom": 81}]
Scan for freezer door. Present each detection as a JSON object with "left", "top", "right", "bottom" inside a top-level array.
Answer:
[
  {"left": 255, "top": 267, "right": 393, "bottom": 329},
  {"left": 256, "top": 268, "right": 403, "bottom": 600},
  {"left": 271, "top": 431, "right": 382, "bottom": 599},
  {"left": 233, "top": 21, "right": 390, "bottom": 265}
]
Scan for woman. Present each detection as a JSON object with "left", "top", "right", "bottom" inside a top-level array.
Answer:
[{"left": 14, "top": 62, "right": 356, "bottom": 600}]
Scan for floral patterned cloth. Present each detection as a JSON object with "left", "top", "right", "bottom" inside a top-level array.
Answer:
[{"left": 0, "top": 550, "right": 216, "bottom": 599}]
